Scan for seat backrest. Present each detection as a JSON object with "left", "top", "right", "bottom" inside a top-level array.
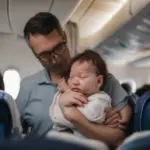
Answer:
[
  {"left": 0, "top": 96, "right": 13, "bottom": 144},
  {"left": 118, "top": 131, "right": 150, "bottom": 150},
  {"left": 0, "top": 90, "right": 23, "bottom": 143},
  {"left": 0, "top": 124, "right": 4, "bottom": 144},
  {"left": 130, "top": 91, "right": 150, "bottom": 133}
]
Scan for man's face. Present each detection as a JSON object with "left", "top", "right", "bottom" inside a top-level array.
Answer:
[{"left": 29, "top": 30, "right": 71, "bottom": 76}]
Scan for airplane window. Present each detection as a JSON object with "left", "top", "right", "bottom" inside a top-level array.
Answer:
[{"left": 3, "top": 69, "right": 21, "bottom": 100}]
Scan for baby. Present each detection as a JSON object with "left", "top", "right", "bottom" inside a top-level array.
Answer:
[{"left": 50, "top": 50, "right": 111, "bottom": 137}]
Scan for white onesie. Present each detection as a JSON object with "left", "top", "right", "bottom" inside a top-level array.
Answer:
[{"left": 50, "top": 91, "right": 111, "bottom": 137}]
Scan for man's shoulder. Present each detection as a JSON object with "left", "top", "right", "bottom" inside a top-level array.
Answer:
[
  {"left": 103, "top": 73, "right": 119, "bottom": 88},
  {"left": 106, "top": 73, "right": 116, "bottom": 82},
  {"left": 21, "top": 70, "right": 45, "bottom": 86}
]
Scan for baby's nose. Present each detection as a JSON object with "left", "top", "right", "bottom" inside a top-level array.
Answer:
[{"left": 72, "top": 77, "right": 80, "bottom": 85}]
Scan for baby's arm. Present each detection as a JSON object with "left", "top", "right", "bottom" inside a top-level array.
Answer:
[
  {"left": 77, "top": 92, "right": 111, "bottom": 124},
  {"left": 50, "top": 92, "right": 74, "bottom": 130}
]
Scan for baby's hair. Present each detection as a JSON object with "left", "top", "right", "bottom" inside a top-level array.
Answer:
[{"left": 70, "top": 49, "right": 108, "bottom": 77}]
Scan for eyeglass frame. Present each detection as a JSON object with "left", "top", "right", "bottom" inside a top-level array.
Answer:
[{"left": 35, "top": 40, "right": 67, "bottom": 63}]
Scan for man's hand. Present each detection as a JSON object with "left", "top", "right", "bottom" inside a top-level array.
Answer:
[
  {"left": 104, "top": 105, "right": 132, "bottom": 130},
  {"left": 104, "top": 108, "right": 121, "bottom": 128},
  {"left": 59, "top": 90, "right": 88, "bottom": 108},
  {"left": 118, "top": 104, "right": 132, "bottom": 130},
  {"left": 62, "top": 106, "right": 125, "bottom": 147}
]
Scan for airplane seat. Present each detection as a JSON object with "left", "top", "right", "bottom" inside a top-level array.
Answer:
[
  {"left": 0, "top": 97, "right": 12, "bottom": 144},
  {"left": 129, "top": 91, "right": 150, "bottom": 134},
  {"left": 0, "top": 90, "right": 22, "bottom": 144},
  {"left": 47, "top": 131, "right": 109, "bottom": 150},
  {"left": 118, "top": 131, "right": 150, "bottom": 150}
]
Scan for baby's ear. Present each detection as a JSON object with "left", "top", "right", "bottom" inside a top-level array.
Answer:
[{"left": 97, "top": 75, "right": 104, "bottom": 89}]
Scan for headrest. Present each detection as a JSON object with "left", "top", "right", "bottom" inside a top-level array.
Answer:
[{"left": 0, "top": 90, "right": 22, "bottom": 134}]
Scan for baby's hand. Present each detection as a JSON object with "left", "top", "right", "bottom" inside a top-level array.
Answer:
[{"left": 57, "top": 78, "right": 70, "bottom": 93}]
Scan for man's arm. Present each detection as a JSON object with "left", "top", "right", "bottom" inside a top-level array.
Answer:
[
  {"left": 59, "top": 90, "right": 127, "bottom": 147},
  {"left": 63, "top": 107, "right": 125, "bottom": 147},
  {"left": 16, "top": 79, "right": 30, "bottom": 114},
  {"left": 16, "top": 78, "right": 31, "bottom": 134}
]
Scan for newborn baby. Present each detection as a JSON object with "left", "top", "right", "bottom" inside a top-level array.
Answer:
[{"left": 50, "top": 50, "right": 111, "bottom": 137}]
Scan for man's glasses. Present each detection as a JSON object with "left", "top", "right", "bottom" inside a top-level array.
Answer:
[{"left": 36, "top": 41, "right": 67, "bottom": 63}]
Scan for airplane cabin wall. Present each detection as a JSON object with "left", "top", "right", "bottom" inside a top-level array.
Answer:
[
  {"left": 0, "top": 34, "right": 149, "bottom": 88},
  {"left": 0, "top": 35, "right": 43, "bottom": 79}
]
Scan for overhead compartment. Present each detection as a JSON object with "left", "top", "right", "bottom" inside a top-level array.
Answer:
[
  {"left": 71, "top": 0, "right": 150, "bottom": 52},
  {"left": 94, "top": 2, "right": 150, "bottom": 62},
  {"left": 130, "top": 0, "right": 150, "bottom": 15},
  {"left": 51, "top": 0, "right": 82, "bottom": 25}
]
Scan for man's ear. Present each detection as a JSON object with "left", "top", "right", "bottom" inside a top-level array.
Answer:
[{"left": 97, "top": 75, "right": 104, "bottom": 89}]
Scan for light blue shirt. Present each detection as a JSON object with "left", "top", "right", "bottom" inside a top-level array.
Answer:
[
  {"left": 16, "top": 70, "right": 128, "bottom": 136},
  {"left": 16, "top": 70, "right": 57, "bottom": 136}
]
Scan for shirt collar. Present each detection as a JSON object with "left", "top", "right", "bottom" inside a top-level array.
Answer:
[
  {"left": 38, "top": 69, "right": 53, "bottom": 85},
  {"left": 37, "top": 69, "right": 68, "bottom": 85}
]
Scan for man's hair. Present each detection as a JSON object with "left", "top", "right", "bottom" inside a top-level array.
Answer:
[
  {"left": 0, "top": 72, "right": 4, "bottom": 90},
  {"left": 121, "top": 83, "right": 132, "bottom": 94},
  {"left": 70, "top": 50, "right": 108, "bottom": 77},
  {"left": 135, "top": 84, "right": 150, "bottom": 97},
  {"left": 24, "top": 12, "right": 63, "bottom": 40}
]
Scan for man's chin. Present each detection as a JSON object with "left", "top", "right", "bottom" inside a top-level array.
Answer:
[
  {"left": 51, "top": 68, "right": 69, "bottom": 77},
  {"left": 43, "top": 63, "right": 69, "bottom": 77}
]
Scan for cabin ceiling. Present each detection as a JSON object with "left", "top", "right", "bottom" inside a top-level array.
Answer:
[
  {"left": 0, "top": 0, "right": 81, "bottom": 36},
  {"left": 0, "top": 0, "right": 149, "bottom": 68},
  {"left": 71, "top": 0, "right": 127, "bottom": 39}
]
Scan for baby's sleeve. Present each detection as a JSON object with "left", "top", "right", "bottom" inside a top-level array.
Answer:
[
  {"left": 49, "top": 92, "right": 60, "bottom": 122},
  {"left": 78, "top": 92, "right": 111, "bottom": 124},
  {"left": 50, "top": 92, "right": 74, "bottom": 129}
]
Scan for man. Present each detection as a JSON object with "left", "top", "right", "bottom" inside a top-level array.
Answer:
[{"left": 16, "top": 12, "right": 132, "bottom": 147}]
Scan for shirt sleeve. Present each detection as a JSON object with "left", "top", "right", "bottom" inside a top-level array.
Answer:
[
  {"left": 102, "top": 74, "right": 128, "bottom": 111},
  {"left": 15, "top": 78, "right": 32, "bottom": 134},
  {"left": 16, "top": 79, "right": 31, "bottom": 115}
]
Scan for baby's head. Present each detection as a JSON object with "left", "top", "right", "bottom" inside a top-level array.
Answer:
[{"left": 68, "top": 50, "right": 108, "bottom": 96}]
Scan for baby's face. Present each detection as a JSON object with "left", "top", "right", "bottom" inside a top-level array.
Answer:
[{"left": 68, "top": 61, "right": 103, "bottom": 96}]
